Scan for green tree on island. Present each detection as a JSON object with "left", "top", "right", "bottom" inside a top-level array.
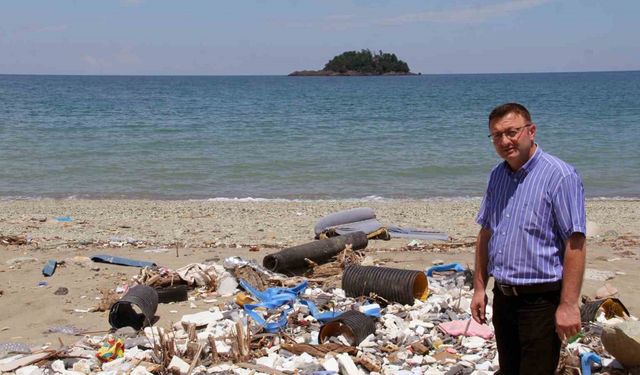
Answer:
[{"left": 323, "top": 49, "right": 410, "bottom": 74}]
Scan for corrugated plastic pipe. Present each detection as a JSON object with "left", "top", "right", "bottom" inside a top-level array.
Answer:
[
  {"left": 262, "top": 231, "right": 368, "bottom": 274},
  {"left": 342, "top": 265, "right": 428, "bottom": 305},
  {"left": 109, "top": 285, "right": 159, "bottom": 330},
  {"left": 580, "top": 298, "right": 630, "bottom": 322},
  {"left": 319, "top": 310, "right": 376, "bottom": 346}
]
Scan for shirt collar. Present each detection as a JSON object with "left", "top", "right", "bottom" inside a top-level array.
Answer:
[{"left": 503, "top": 144, "right": 542, "bottom": 176}]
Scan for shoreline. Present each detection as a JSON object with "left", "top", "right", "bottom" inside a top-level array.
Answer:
[{"left": 2, "top": 195, "right": 640, "bottom": 202}]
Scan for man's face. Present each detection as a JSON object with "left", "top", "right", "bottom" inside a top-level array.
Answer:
[{"left": 489, "top": 112, "right": 536, "bottom": 169}]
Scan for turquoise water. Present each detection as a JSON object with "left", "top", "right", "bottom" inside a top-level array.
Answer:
[{"left": 1, "top": 72, "right": 639, "bottom": 199}]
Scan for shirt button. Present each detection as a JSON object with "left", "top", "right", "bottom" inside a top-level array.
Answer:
[
  {"left": 501, "top": 231, "right": 506, "bottom": 235},
  {"left": 513, "top": 178, "right": 517, "bottom": 182},
  {"left": 498, "top": 250, "right": 503, "bottom": 254},
  {"left": 506, "top": 213, "right": 510, "bottom": 218}
]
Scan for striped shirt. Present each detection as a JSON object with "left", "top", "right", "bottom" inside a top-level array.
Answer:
[{"left": 476, "top": 146, "right": 586, "bottom": 285}]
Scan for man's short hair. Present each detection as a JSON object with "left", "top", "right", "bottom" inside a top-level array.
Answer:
[{"left": 489, "top": 103, "right": 532, "bottom": 125}]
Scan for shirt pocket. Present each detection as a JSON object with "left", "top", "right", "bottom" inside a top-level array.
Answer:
[{"left": 520, "top": 195, "right": 553, "bottom": 241}]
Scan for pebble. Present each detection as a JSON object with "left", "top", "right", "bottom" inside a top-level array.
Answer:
[{"left": 54, "top": 287, "right": 69, "bottom": 295}]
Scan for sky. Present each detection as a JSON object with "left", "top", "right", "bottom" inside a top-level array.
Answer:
[{"left": 1, "top": 0, "right": 639, "bottom": 75}]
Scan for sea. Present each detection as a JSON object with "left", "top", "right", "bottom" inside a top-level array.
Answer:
[{"left": 1, "top": 72, "right": 639, "bottom": 200}]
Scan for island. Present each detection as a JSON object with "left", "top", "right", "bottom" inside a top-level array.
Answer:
[{"left": 289, "top": 49, "right": 417, "bottom": 76}]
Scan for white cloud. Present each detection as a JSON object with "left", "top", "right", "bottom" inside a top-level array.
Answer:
[{"left": 379, "top": 0, "right": 554, "bottom": 26}]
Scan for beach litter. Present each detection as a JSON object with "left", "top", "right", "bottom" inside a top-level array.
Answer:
[
  {"left": 108, "top": 285, "right": 159, "bottom": 330},
  {"left": 0, "top": 342, "right": 31, "bottom": 356},
  {"left": 96, "top": 336, "right": 126, "bottom": 362},
  {"left": 262, "top": 231, "right": 368, "bottom": 274},
  {"left": 41, "top": 259, "right": 58, "bottom": 277},
  {"left": 580, "top": 297, "right": 631, "bottom": 322},
  {"left": 314, "top": 207, "right": 449, "bottom": 241},
  {"left": 342, "top": 264, "right": 428, "bottom": 305},
  {"left": 91, "top": 254, "right": 156, "bottom": 268},
  {"left": 45, "top": 325, "right": 85, "bottom": 335},
  {"left": 8, "top": 239, "right": 639, "bottom": 374},
  {"left": 0, "top": 235, "right": 29, "bottom": 246}
]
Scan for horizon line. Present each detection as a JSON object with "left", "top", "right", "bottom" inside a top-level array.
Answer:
[{"left": 1, "top": 69, "right": 639, "bottom": 78}]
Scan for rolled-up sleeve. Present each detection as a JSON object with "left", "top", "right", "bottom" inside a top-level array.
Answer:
[{"left": 552, "top": 172, "right": 586, "bottom": 241}]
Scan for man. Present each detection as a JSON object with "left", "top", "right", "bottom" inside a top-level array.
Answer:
[{"left": 471, "top": 103, "right": 586, "bottom": 374}]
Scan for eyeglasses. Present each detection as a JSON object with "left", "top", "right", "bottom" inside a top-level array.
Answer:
[{"left": 488, "top": 123, "right": 532, "bottom": 142}]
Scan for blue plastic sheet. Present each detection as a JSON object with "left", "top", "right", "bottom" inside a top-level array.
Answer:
[
  {"left": 240, "top": 279, "right": 308, "bottom": 333},
  {"left": 240, "top": 279, "right": 382, "bottom": 332},
  {"left": 91, "top": 255, "right": 156, "bottom": 268},
  {"left": 426, "top": 262, "right": 466, "bottom": 277},
  {"left": 581, "top": 352, "right": 602, "bottom": 375},
  {"left": 55, "top": 216, "right": 73, "bottom": 222},
  {"left": 299, "top": 300, "right": 342, "bottom": 322}
]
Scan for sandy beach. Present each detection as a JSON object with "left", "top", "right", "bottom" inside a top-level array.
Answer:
[{"left": 0, "top": 198, "right": 638, "bottom": 347}]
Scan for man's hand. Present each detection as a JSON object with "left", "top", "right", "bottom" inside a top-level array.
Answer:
[
  {"left": 471, "top": 290, "right": 488, "bottom": 324},
  {"left": 557, "top": 233, "right": 586, "bottom": 341},
  {"left": 472, "top": 228, "right": 491, "bottom": 324},
  {"left": 555, "top": 302, "right": 581, "bottom": 341}
]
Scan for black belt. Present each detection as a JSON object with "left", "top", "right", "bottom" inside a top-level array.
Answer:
[{"left": 495, "top": 281, "right": 562, "bottom": 297}]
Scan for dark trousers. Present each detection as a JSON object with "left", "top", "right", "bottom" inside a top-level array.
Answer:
[{"left": 492, "top": 286, "right": 561, "bottom": 375}]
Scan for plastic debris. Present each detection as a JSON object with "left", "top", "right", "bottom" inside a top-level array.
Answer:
[
  {"left": 426, "top": 263, "right": 466, "bottom": 277},
  {"left": 42, "top": 259, "right": 58, "bottom": 277},
  {"left": 581, "top": 352, "right": 602, "bottom": 375},
  {"left": 91, "top": 255, "right": 156, "bottom": 268},
  {"left": 438, "top": 319, "right": 494, "bottom": 339},
  {"left": 0, "top": 342, "right": 31, "bottom": 356},
  {"left": 109, "top": 285, "right": 158, "bottom": 330},
  {"left": 96, "top": 337, "right": 125, "bottom": 362},
  {"left": 7, "top": 254, "right": 636, "bottom": 375},
  {"left": 45, "top": 325, "right": 84, "bottom": 335}
]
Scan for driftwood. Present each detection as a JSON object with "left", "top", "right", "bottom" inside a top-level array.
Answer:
[
  {"left": 305, "top": 244, "right": 364, "bottom": 279},
  {"left": 0, "top": 235, "right": 28, "bottom": 245},
  {"left": 96, "top": 288, "right": 121, "bottom": 312},
  {"left": 186, "top": 344, "right": 203, "bottom": 375},
  {"left": 355, "top": 353, "right": 382, "bottom": 373},
  {"left": 0, "top": 351, "right": 57, "bottom": 372},
  {"left": 234, "top": 266, "right": 269, "bottom": 291},
  {"left": 280, "top": 343, "right": 357, "bottom": 358},
  {"left": 236, "top": 362, "right": 290, "bottom": 375}
]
